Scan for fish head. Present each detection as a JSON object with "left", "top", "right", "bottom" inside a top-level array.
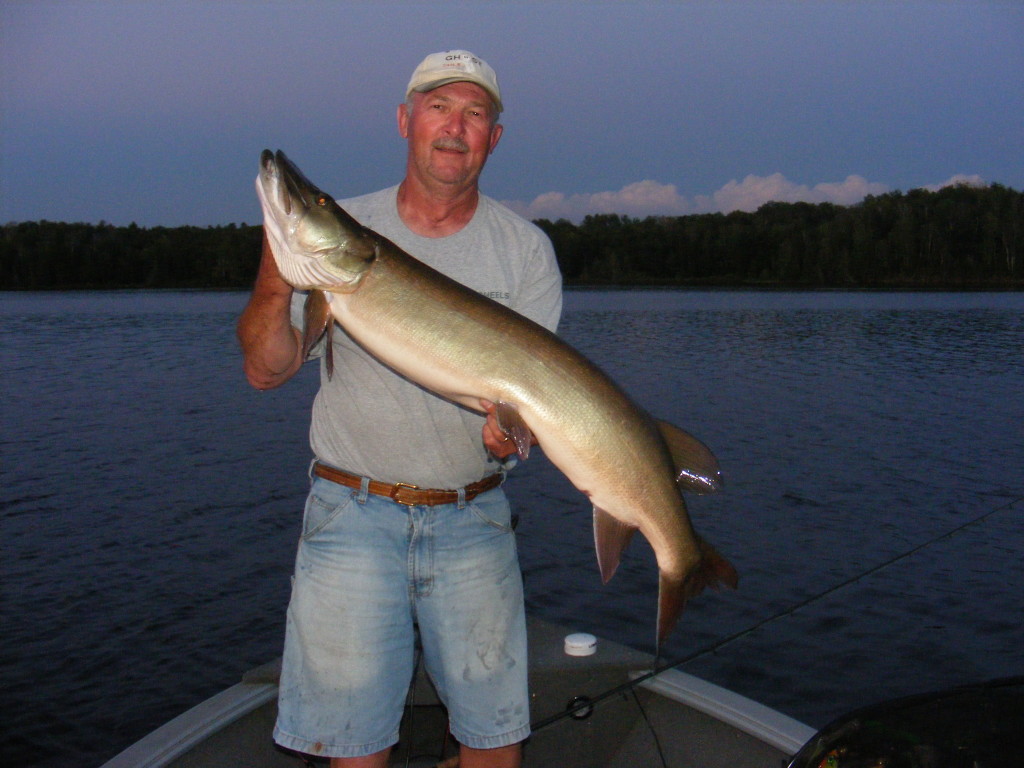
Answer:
[{"left": 258, "top": 149, "right": 376, "bottom": 290}]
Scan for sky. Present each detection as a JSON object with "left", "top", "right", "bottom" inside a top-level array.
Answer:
[{"left": 2, "top": 0, "right": 1022, "bottom": 227}]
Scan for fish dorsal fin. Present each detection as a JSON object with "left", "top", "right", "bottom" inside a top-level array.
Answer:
[
  {"left": 656, "top": 420, "right": 723, "bottom": 494},
  {"left": 593, "top": 506, "right": 637, "bottom": 584},
  {"left": 495, "top": 401, "right": 534, "bottom": 460}
]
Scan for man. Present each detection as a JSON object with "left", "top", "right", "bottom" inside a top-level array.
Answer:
[{"left": 237, "top": 50, "right": 562, "bottom": 768}]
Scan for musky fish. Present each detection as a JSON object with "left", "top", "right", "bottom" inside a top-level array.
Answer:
[{"left": 256, "top": 149, "right": 737, "bottom": 644}]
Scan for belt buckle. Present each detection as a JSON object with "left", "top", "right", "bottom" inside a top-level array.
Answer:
[{"left": 391, "top": 482, "right": 420, "bottom": 506}]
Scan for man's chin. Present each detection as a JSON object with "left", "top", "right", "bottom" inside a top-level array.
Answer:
[{"left": 427, "top": 165, "right": 477, "bottom": 187}]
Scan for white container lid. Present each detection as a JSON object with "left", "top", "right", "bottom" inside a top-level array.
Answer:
[{"left": 564, "top": 632, "right": 597, "bottom": 656}]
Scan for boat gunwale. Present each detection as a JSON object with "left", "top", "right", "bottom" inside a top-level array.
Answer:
[
  {"left": 635, "top": 668, "right": 816, "bottom": 754},
  {"left": 100, "top": 680, "right": 279, "bottom": 768}
]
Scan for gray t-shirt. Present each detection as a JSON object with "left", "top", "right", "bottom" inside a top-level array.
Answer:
[{"left": 291, "top": 185, "right": 563, "bottom": 488}]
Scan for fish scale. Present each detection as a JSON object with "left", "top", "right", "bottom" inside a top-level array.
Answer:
[{"left": 257, "top": 148, "right": 738, "bottom": 644}]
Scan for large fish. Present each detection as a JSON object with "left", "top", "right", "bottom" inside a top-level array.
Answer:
[{"left": 256, "top": 149, "right": 737, "bottom": 644}]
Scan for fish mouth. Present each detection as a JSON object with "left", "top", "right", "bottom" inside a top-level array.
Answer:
[
  {"left": 260, "top": 149, "right": 324, "bottom": 216},
  {"left": 259, "top": 150, "right": 295, "bottom": 217},
  {"left": 277, "top": 152, "right": 323, "bottom": 211}
]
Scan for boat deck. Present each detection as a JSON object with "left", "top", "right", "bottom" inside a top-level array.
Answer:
[{"left": 102, "top": 617, "right": 813, "bottom": 768}]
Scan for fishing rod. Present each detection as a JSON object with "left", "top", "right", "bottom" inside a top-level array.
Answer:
[{"left": 530, "top": 493, "right": 1024, "bottom": 734}]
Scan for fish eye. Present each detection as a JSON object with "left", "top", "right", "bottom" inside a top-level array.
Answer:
[{"left": 316, "top": 195, "right": 328, "bottom": 207}]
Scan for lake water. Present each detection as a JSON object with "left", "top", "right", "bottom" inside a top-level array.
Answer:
[{"left": 2, "top": 289, "right": 1022, "bottom": 767}]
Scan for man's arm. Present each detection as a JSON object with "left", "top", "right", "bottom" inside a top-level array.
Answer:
[{"left": 236, "top": 233, "right": 304, "bottom": 390}]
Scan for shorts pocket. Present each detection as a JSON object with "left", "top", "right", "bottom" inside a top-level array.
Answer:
[
  {"left": 301, "top": 479, "right": 356, "bottom": 540},
  {"left": 467, "top": 489, "right": 514, "bottom": 533}
]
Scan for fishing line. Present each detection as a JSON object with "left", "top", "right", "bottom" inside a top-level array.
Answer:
[
  {"left": 530, "top": 493, "right": 1023, "bottom": 735},
  {"left": 629, "top": 686, "right": 669, "bottom": 768}
]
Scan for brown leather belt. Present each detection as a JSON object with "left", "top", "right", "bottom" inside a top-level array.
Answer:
[{"left": 312, "top": 462, "right": 502, "bottom": 506}]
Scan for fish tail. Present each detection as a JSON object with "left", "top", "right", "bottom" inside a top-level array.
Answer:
[
  {"left": 657, "top": 571, "right": 687, "bottom": 646},
  {"left": 695, "top": 535, "right": 739, "bottom": 592},
  {"left": 656, "top": 537, "right": 738, "bottom": 644}
]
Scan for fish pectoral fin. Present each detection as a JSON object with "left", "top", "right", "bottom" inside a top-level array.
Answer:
[
  {"left": 302, "top": 289, "right": 334, "bottom": 378},
  {"left": 593, "top": 506, "right": 637, "bottom": 584},
  {"left": 324, "top": 316, "right": 335, "bottom": 379},
  {"left": 495, "top": 401, "right": 534, "bottom": 460},
  {"left": 656, "top": 420, "right": 724, "bottom": 494}
]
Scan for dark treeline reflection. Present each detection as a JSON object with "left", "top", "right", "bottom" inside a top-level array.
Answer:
[{"left": 3, "top": 183, "right": 1021, "bottom": 290}]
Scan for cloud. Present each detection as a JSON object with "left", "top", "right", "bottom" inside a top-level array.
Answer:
[
  {"left": 924, "top": 174, "right": 985, "bottom": 192},
  {"left": 694, "top": 173, "right": 891, "bottom": 213},
  {"left": 506, "top": 180, "right": 694, "bottom": 222},
  {"left": 503, "top": 172, "right": 983, "bottom": 222}
]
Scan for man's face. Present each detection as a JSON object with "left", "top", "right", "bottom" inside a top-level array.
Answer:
[{"left": 399, "top": 81, "right": 503, "bottom": 190}]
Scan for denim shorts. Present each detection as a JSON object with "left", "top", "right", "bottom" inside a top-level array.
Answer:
[{"left": 272, "top": 474, "right": 529, "bottom": 759}]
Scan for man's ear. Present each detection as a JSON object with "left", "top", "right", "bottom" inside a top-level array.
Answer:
[
  {"left": 397, "top": 102, "right": 410, "bottom": 139},
  {"left": 489, "top": 122, "right": 504, "bottom": 155}
]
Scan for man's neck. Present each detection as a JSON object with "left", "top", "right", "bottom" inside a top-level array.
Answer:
[{"left": 396, "top": 177, "right": 480, "bottom": 238}]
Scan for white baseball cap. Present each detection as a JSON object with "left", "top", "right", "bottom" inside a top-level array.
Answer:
[{"left": 406, "top": 50, "right": 503, "bottom": 113}]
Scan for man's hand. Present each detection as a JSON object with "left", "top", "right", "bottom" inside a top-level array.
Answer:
[
  {"left": 480, "top": 399, "right": 516, "bottom": 458},
  {"left": 480, "top": 399, "right": 538, "bottom": 459}
]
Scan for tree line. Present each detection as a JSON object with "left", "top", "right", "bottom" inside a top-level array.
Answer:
[
  {"left": 0, "top": 221, "right": 263, "bottom": 290},
  {"left": 2, "top": 183, "right": 1021, "bottom": 290},
  {"left": 536, "top": 183, "right": 1022, "bottom": 287}
]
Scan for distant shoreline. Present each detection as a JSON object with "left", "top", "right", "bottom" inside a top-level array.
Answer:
[{"left": 3, "top": 184, "right": 1021, "bottom": 290}]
